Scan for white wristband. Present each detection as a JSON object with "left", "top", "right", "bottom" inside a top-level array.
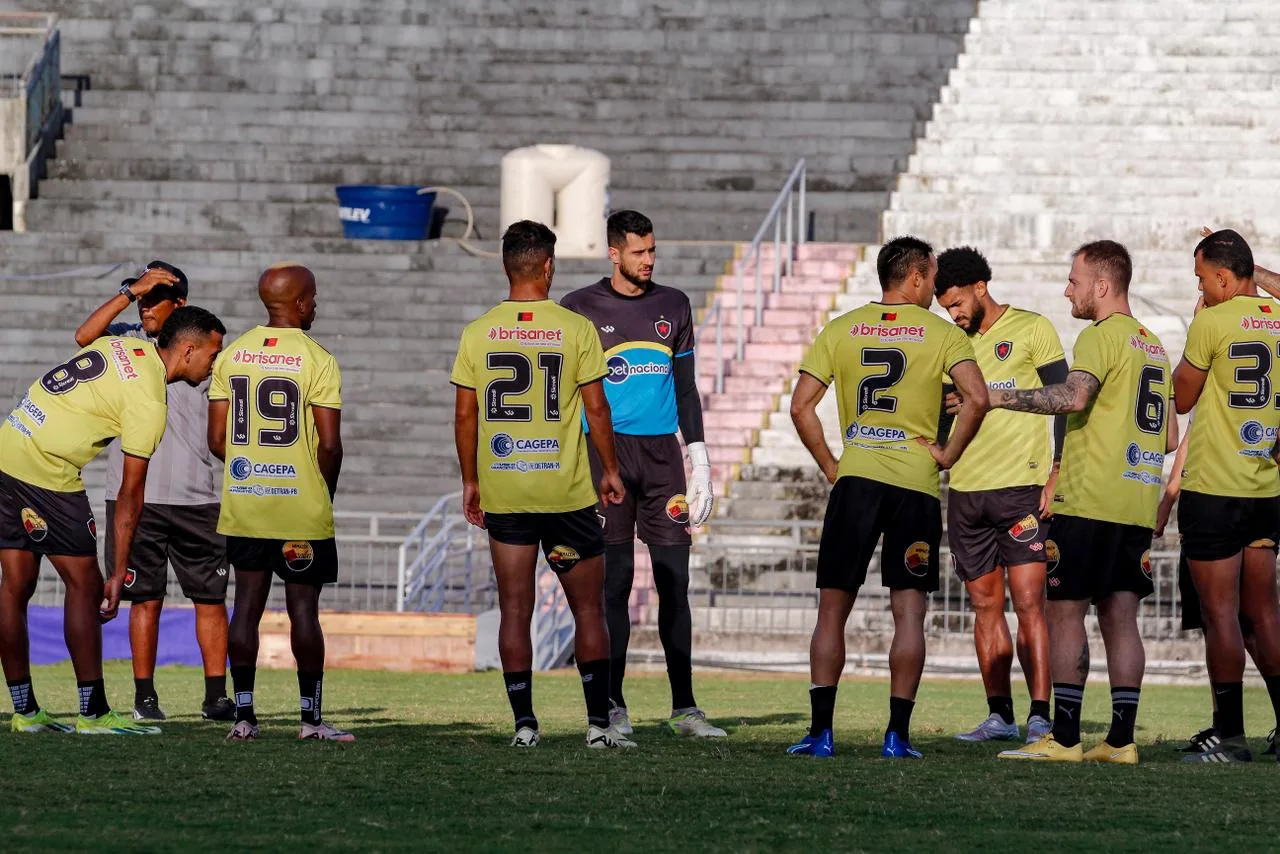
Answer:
[{"left": 688, "top": 441, "right": 710, "bottom": 470}]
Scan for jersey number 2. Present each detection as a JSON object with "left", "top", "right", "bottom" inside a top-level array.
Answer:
[
  {"left": 229, "top": 376, "right": 300, "bottom": 447},
  {"left": 856, "top": 348, "right": 906, "bottom": 416},
  {"left": 485, "top": 352, "right": 562, "bottom": 422}
]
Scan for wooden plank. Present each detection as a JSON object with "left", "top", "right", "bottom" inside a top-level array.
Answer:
[{"left": 257, "top": 610, "right": 477, "bottom": 672}]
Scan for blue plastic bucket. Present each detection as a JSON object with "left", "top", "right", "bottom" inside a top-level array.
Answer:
[{"left": 335, "top": 185, "right": 436, "bottom": 240}]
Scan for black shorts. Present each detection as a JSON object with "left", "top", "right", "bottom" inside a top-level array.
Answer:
[
  {"left": 588, "top": 433, "right": 690, "bottom": 547},
  {"left": 485, "top": 506, "right": 605, "bottom": 573},
  {"left": 947, "top": 485, "right": 1048, "bottom": 583},
  {"left": 104, "top": 501, "right": 227, "bottom": 603},
  {"left": 0, "top": 470, "right": 97, "bottom": 557},
  {"left": 1178, "top": 548, "right": 1257, "bottom": 635},
  {"left": 1177, "top": 491, "right": 1280, "bottom": 562},
  {"left": 226, "top": 536, "right": 338, "bottom": 586},
  {"left": 817, "top": 476, "right": 942, "bottom": 593},
  {"left": 1045, "top": 514, "right": 1153, "bottom": 602}
]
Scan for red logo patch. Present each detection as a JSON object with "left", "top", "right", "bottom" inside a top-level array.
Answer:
[
  {"left": 1264, "top": 305, "right": 1274, "bottom": 314},
  {"left": 517, "top": 312, "right": 534, "bottom": 322},
  {"left": 132, "top": 348, "right": 146, "bottom": 357},
  {"left": 654, "top": 319, "right": 672, "bottom": 340},
  {"left": 881, "top": 312, "right": 898, "bottom": 322},
  {"left": 995, "top": 341, "right": 1013, "bottom": 361},
  {"left": 263, "top": 338, "right": 277, "bottom": 347},
  {"left": 124, "top": 568, "right": 137, "bottom": 589}
]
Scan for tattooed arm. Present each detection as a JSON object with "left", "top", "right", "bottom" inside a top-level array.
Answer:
[{"left": 990, "top": 370, "right": 1100, "bottom": 415}]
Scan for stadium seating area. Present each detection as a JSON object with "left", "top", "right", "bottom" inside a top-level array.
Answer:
[{"left": 4, "top": 0, "right": 975, "bottom": 516}]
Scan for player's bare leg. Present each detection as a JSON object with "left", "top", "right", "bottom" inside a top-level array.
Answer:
[
  {"left": 1187, "top": 554, "right": 1252, "bottom": 758},
  {"left": 226, "top": 568, "right": 271, "bottom": 739},
  {"left": 1048, "top": 598, "right": 1090, "bottom": 747},
  {"left": 129, "top": 599, "right": 165, "bottom": 719},
  {"left": 882, "top": 588, "right": 927, "bottom": 756},
  {"left": 0, "top": 549, "right": 42, "bottom": 712},
  {"left": 961, "top": 569, "right": 1015, "bottom": 736},
  {"left": 1239, "top": 547, "right": 1280, "bottom": 751},
  {"left": 194, "top": 601, "right": 231, "bottom": 718},
  {"left": 558, "top": 553, "right": 631, "bottom": 748},
  {"left": 789, "top": 587, "right": 856, "bottom": 756},
  {"left": 1009, "top": 561, "right": 1051, "bottom": 736},
  {"left": 490, "top": 540, "right": 542, "bottom": 745},
  {"left": 1094, "top": 592, "right": 1144, "bottom": 755}
]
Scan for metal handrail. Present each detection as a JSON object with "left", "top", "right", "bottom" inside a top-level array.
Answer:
[{"left": 697, "top": 159, "right": 807, "bottom": 394}]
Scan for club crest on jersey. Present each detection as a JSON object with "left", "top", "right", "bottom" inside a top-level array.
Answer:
[
  {"left": 282, "top": 541, "right": 314, "bottom": 572},
  {"left": 1008, "top": 514, "right": 1039, "bottom": 543},
  {"left": 546, "top": 545, "right": 581, "bottom": 572},
  {"left": 994, "top": 341, "right": 1013, "bottom": 361},
  {"left": 655, "top": 319, "right": 672, "bottom": 340},
  {"left": 666, "top": 494, "right": 690, "bottom": 524},
  {"left": 87, "top": 518, "right": 97, "bottom": 539},
  {"left": 124, "top": 568, "right": 137, "bottom": 589},
  {"left": 1140, "top": 549, "right": 1153, "bottom": 580},
  {"left": 21, "top": 508, "right": 47, "bottom": 542},
  {"left": 904, "top": 542, "right": 930, "bottom": 576}
]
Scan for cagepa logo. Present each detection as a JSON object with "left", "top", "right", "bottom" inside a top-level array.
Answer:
[
  {"left": 491, "top": 433, "right": 515, "bottom": 458},
  {"left": 844, "top": 422, "right": 908, "bottom": 443},
  {"left": 1239, "top": 420, "right": 1279, "bottom": 445},
  {"left": 1124, "top": 443, "right": 1163, "bottom": 469},
  {"left": 229, "top": 456, "right": 298, "bottom": 481}
]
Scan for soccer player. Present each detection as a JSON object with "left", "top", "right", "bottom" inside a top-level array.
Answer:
[
  {"left": 0, "top": 306, "right": 225, "bottom": 735},
  {"left": 560, "top": 210, "right": 724, "bottom": 739},
  {"left": 452, "top": 220, "right": 631, "bottom": 749},
  {"left": 934, "top": 246, "right": 1065, "bottom": 744},
  {"left": 74, "top": 261, "right": 234, "bottom": 722},
  {"left": 787, "top": 235, "right": 990, "bottom": 759},
  {"left": 209, "top": 264, "right": 348, "bottom": 742},
  {"left": 996, "top": 240, "right": 1176, "bottom": 765},
  {"left": 1171, "top": 229, "right": 1280, "bottom": 764}
]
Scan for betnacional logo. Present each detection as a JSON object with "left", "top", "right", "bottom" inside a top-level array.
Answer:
[
  {"left": 546, "top": 545, "right": 581, "bottom": 571},
  {"left": 1008, "top": 514, "right": 1040, "bottom": 543},
  {"left": 606, "top": 355, "right": 670, "bottom": 384},
  {"left": 282, "top": 541, "right": 315, "bottom": 572},
  {"left": 666, "top": 494, "right": 690, "bottom": 524},
  {"left": 994, "top": 341, "right": 1013, "bottom": 361},
  {"left": 231, "top": 348, "right": 303, "bottom": 372},
  {"left": 904, "top": 542, "right": 931, "bottom": 576},
  {"left": 21, "top": 507, "right": 47, "bottom": 542},
  {"left": 487, "top": 326, "right": 563, "bottom": 347}
]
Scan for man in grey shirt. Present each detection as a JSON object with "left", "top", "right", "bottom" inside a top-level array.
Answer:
[{"left": 75, "top": 261, "right": 234, "bottom": 721}]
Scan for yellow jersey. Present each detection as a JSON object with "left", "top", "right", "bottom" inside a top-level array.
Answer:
[
  {"left": 1055, "top": 314, "right": 1172, "bottom": 528},
  {"left": 0, "top": 337, "right": 168, "bottom": 492},
  {"left": 209, "top": 327, "right": 343, "bottom": 540},
  {"left": 1181, "top": 296, "right": 1280, "bottom": 498},
  {"left": 451, "top": 299, "right": 608, "bottom": 514},
  {"left": 949, "top": 307, "right": 1065, "bottom": 492},
  {"left": 798, "top": 301, "right": 976, "bottom": 498}
]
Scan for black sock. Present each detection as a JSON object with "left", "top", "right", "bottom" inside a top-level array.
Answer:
[
  {"left": 134, "top": 677, "right": 156, "bottom": 705},
  {"left": 231, "top": 664, "right": 257, "bottom": 725},
  {"left": 886, "top": 696, "right": 915, "bottom": 741},
  {"left": 604, "top": 543, "right": 635, "bottom": 709},
  {"left": 1212, "top": 707, "right": 1221, "bottom": 733},
  {"left": 1030, "top": 699, "right": 1051, "bottom": 721},
  {"left": 298, "top": 671, "right": 323, "bottom": 726},
  {"left": 7, "top": 678, "right": 37, "bottom": 715},
  {"left": 1213, "top": 682, "right": 1245, "bottom": 739},
  {"left": 1051, "top": 682, "right": 1084, "bottom": 747},
  {"left": 578, "top": 658, "right": 610, "bottom": 728},
  {"left": 504, "top": 670, "right": 537, "bottom": 732},
  {"left": 609, "top": 657, "right": 628, "bottom": 710},
  {"left": 650, "top": 544, "right": 697, "bottom": 711},
  {"left": 809, "top": 685, "right": 837, "bottom": 735},
  {"left": 1106, "top": 686, "right": 1141, "bottom": 745},
  {"left": 204, "top": 674, "right": 227, "bottom": 704},
  {"left": 78, "top": 679, "right": 109, "bottom": 718},
  {"left": 988, "top": 695, "right": 1015, "bottom": 725},
  {"left": 1264, "top": 675, "right": 1280, "bottom": 732}
]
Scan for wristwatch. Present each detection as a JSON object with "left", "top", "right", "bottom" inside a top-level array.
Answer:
[{"left": 118, "top": 281, "right": 138, "bottom": 302}]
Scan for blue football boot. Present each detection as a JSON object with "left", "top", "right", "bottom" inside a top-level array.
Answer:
[
  {"left": 787, "top": 728, "right": 835, "bottom": 757},
  {"left": 882, "top": 731, "right": 923, "bottom": 759}
]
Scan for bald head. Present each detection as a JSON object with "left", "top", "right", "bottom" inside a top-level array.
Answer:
[{"left": 258, "top": 264, "right": 318, "bottom": 330}]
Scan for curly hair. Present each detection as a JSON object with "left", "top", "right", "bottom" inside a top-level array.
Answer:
[{"left": 935, "top": 246, "right": 992, "bottom": 295}]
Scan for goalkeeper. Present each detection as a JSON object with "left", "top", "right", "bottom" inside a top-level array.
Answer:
[{"left": 561, "top": 210, "right": 724, "bottom": 739}]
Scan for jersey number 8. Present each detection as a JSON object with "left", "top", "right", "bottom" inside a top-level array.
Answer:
[{"left": 40, "top": 351, "right": 108, "bottom": 395}]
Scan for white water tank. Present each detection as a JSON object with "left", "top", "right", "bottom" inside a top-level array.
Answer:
[{"left": 500, "top": 144, "right": 610, "bottom": 259}]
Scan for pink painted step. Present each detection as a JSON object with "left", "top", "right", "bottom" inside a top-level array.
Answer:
[
  {"left": 713, "top": 291, "right": 836, "bottom": 310},
  {"left": 699, "top": 360, "right": 792, "bottom": 380},
  {"left": 753, "top": 243, "right": 863, "bottom": 263},
  {"left": 704, "top": 409, "right": 768, "bottom": 430},
  {"left": 702, "top": 374, "right": 791, "bottom": 396},
  {"left": 705, "top": 392, "right": 779, "bottom": 411},
  {"left": 732, "top": 260, "right": 854, "bottom": 279}
]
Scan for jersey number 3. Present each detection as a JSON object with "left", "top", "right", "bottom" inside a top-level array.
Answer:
[{"left": 485, "top": 352, "right": 562, "bottom": 422}]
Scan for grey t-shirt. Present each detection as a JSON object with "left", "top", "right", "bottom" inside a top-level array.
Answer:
[{"left": 103, "top": 323, "right": 221, "bottom": 506}]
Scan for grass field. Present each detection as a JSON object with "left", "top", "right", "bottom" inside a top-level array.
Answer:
[{"left": 3, "top": 663, "right": 1278, "bottom": 853}]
